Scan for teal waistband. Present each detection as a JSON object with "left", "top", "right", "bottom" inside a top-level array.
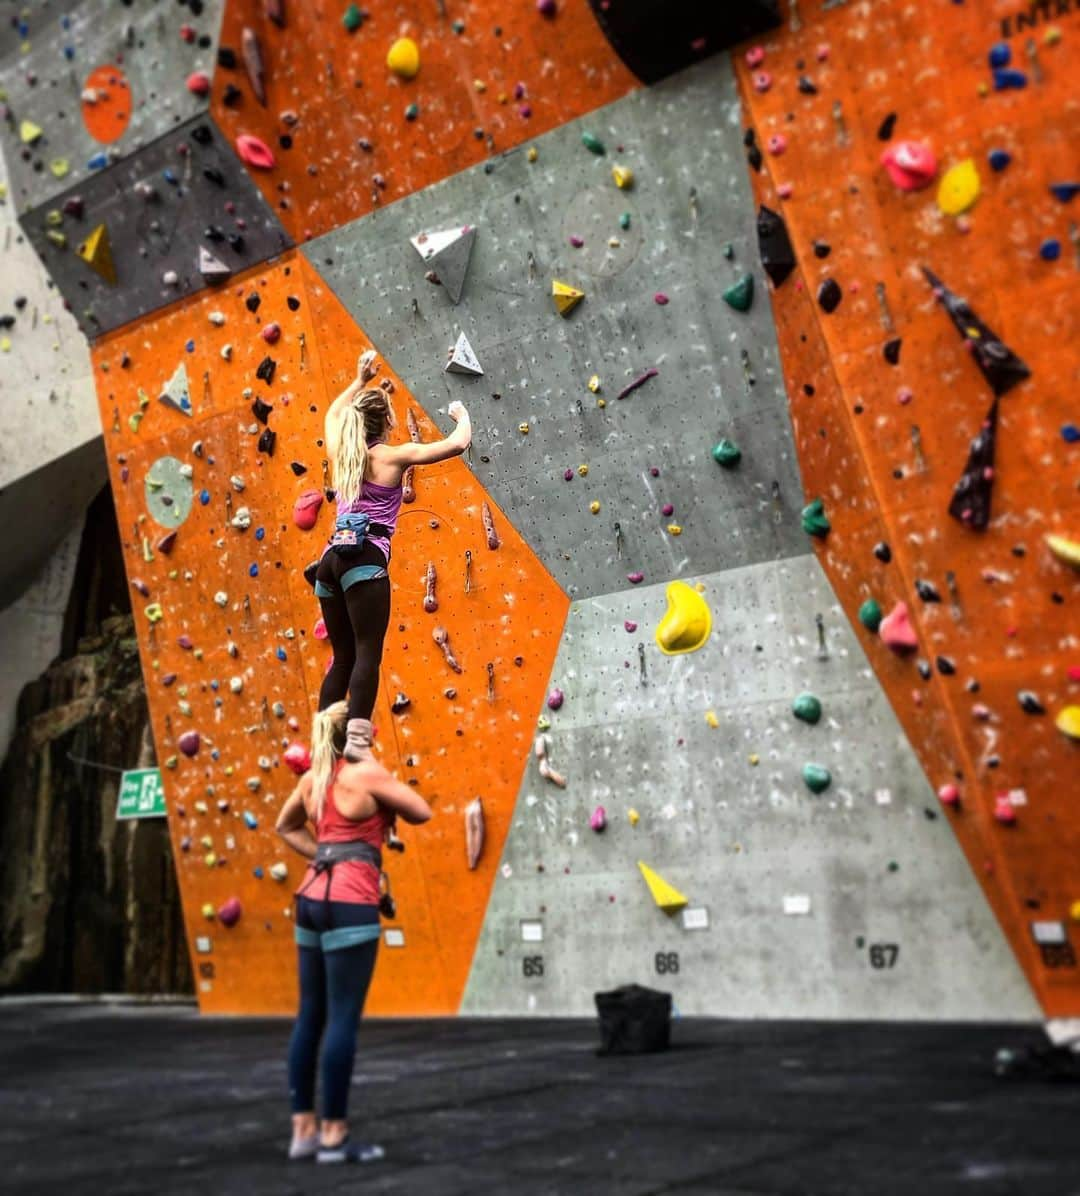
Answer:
[{"left": 294, "top": 923, "right": 381, "bottom": 952}]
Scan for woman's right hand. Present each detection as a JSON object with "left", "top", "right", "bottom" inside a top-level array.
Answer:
[
  {"left": 447, "top": 401, "right": 469, "bottom": 424},
  {"left": 357, "top": 349, "right": 379, "bottom": 384}
]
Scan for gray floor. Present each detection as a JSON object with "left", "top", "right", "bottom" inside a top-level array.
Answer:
[{"left": 0, "top": 1003, "right": 1076, "bottom": 1195}]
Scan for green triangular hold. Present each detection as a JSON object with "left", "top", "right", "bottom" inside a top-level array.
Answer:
[{"left": 722, "top": 272, "right": 754, "bottom": 312}]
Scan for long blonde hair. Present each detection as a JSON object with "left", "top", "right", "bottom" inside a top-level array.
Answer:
[
  {"left": 334, "top": 388, "right": 395, "bottom": 503},
  {"left": 309, "top": 700, "right": 348, "bottom": 823}
]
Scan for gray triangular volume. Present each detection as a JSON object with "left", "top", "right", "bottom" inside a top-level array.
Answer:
[
  {"left": 445, "top": 331, "right": 483, "bottom": 376},
  {"left": 198, "top": 245, "right": 231, "bottom": 282},
  {"left": 159, "top": 361, "right": 193, "bottom": 416},
  {"left": 410, "top": 225, "right": 476, "bottom": 304}
]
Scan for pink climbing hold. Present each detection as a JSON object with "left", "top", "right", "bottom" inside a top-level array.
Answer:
[
  {"left": 654, "top": 292, "right": 670, "bottom": 305},
  {"left": 590, "top": 806, "right": 607, "bottom": 832},
  {"left": 186, "top": 71, "right": 211, "bottom": 96},
  {"left": 993, "top": 794, "right": 1016, "bottom": 825},
  {"left": 745, "top": 45, "right": 765, "bottom": 68},
  {"left": 314, "top": 618, "right": 328, "bottom": 640},
  {"left": 752, "top": 70, "right": 772, "bottom": 93},
  {"left": 547, "top": 687, "right": 565, "bottom": 711},
  {"left": 767, "top": 133, "right": 787, "bottom": 156},
  {"left": 178, "top": 730, "right": 200, "bottom": 757},
  {"left": 292, "top": 489, "right": 323, "bottom": 530},
  {"left": 217, "top": 897, "right": 243, "bottom": 927},
  {"left": 937, "top": 783, "right": 960, "bottom": 807},
  {"left": 880, "top": 141, "right": 937, "bottom": 192},
  {"left": 284, "top": 742, "right": 312, "bottom": 775},
  {"left": 624, "top": 621, "right": 638, "bottom": 633},
  {"left": 661, "top": 503, "right": 674, "bottom": 517},
  {"left": 261, "top": 322, "right": 281, "bottom": 344},
  {"left": 569, "top": 235, "right": 584, "bottom": 248},
  {"left": 563, "top": 468, "right": 574, "bottom": 481},
  {"left": 878, "top": 601, "right": 918, "bottom": 653},
  {"left": 627, "top": 571, "right": 644, "bottom": 584},
  {"left": 235, "top": 133, "right": 276, "bottom": 170}
]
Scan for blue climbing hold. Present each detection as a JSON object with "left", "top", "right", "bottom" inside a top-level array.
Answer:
[
  {"left": 210, "top": 679, "right": 219, "bottom": 691},
  {"left": 988, "top": 42, "right": 1010, "bottom": 67},
  {"left": 243, "top": 812, "right": 258, "bottom": 829},
  {"left": 210, "top": 748, "right": 221, "bottom": 761},
  {"left": 199, "top": 489, "right": 210, "bottom": 505},
  {"left": 18, "top": 20, "right": 28, "bottom": 36},
  {"left": 249, "top": 563, "right": 259, "bottom": 577},
  {"left": 1062, "top": 424, "right": 1080, "bottom": 444},
  {"left": 1039, "top": 239, "right": 1061, "bottom": 261},
  {"left": 987, "top": 148, "right": 1011, "bottom": 172},
  {"left": 185, "top": 339, "right": 195, "bottom": 353},
  {"left": 253, "top": 867, "right": 264, "bottom": 879},
  {"left": 87, "top": 151, "right": 108, "bottom": 170},
  {"left": 276, "top": 646, "right": 287, "bottom": 662},
  {"left": 1049, "top": 182, "right": 1080, "bottom": 203},
  {"left": 163, "top": 168, "right": 178, "bottom": 185},
  {"left": 63, "top": 45, "right": 74, "bottom": 60},
  {"left": 255, "top": 527, "right": 265, "bottom": 541},
  {"left": 993, "top": 68, "right": 1028, "bottom": 90}
]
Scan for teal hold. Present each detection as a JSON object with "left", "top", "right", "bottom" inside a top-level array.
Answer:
[
  {"left": 712, "top": 438, "right": 741, "bottom": 467},
  {"left": 802, "top": 763, "right": 832, "bottom": 794},
  {"left": 722, "top": 272, "right": 754, "bottom": 312},
  {"left": 801, "top": 497, "right": 830, "bottom": 538},
  {"left": 792, "top": 692, "right": 822, "bottom": 724},
  {"left": 858, "top": 598, "right": 883, "bottom": 632}
]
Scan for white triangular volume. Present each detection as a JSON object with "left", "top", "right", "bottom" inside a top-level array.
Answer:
[
  {"left": 410, "top": 224, "right": 476, "bottom": 304},
  {"left": 445, "top": 331, "right": 483, "bottom": 376},
  {"left": 159, "top": 362, "right": 193, "bottom": 416},
  {"left": 198, "top": 245, "right": 231, "bottom": 281}
]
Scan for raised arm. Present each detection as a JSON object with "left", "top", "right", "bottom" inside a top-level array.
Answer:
[
  {"left": 275, "top": 774, "right": 318, "bottom": 860},
  {"left": 325, "top": 350, "right": 380, "bottom": 460},
  {"left": 384, "top": 401, "right": 471, "bottom": 469}
]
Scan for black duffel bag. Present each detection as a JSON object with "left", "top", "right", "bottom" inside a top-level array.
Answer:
[{"left": 594, "top": 984, "right": 672, "bottom": 1056}]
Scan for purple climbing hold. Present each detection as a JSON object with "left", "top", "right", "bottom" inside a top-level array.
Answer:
[
  {"left": 178, "top": 730, "right": 200, "bottom": 757},
  {"left": 217, "top": 897, "right": 242, "bottom": 928},
  {"left": 547, "top": 687, "right": 565, "bottom": 711}
]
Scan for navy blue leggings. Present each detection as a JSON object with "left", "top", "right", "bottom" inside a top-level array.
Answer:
[{"left": 287, "top": 897, "right": 379, "bottom": 1120}]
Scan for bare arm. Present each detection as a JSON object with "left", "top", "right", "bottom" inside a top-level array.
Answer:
[
  {"left": 384, "top": 401, "right": 471, "bottom": 469},
  {"left": 367, "top": 769, "right": 433, "bottom": 825},
  {"left": 276, "top": 776, "right": 318, "bottom": 860},
  {"left": 325, "top": 351, "right": 380, "bottom": 460}
]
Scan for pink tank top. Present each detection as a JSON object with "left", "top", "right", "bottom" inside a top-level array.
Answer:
[{"left": 298, "top": 762, "right": 389, "bottom": 905}]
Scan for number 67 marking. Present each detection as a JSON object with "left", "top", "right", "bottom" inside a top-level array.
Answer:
[{"left": 869, "top": 943, "right": 899, "bottom": 969}]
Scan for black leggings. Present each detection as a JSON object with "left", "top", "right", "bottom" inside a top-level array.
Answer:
[{"left": 316, "top": 541, "right": 391, "bottom": 721}]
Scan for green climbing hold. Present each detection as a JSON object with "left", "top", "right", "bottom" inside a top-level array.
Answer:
[
  {"left": 792, "top": 692, "right": 822, "bottom": 724},
  {"left": 722, "top": 242, "right": 734, "bottom": 260},
  {"left": 582, "top": 132, "right": 606, "bottom": 155},
  {"left": 802, "top": 763, "right": 832, "bottom": 794},
  {"left": 858, "top": 598, "right": 883, "bottom": 632},
  {"left": 801, "top": 497, "right": 830, "bottom": 538},
  {"left": 711, "top": 439, "right": 741, "bottom": 467},
  {"left": 619, "top": 211, "right": 631, "bottom": 230},
  {"left": 722, "top": 272, "right": 754, "bottom": 312},
  {"left": 343, "top": 3, "right": 363, "bottom": 31}
]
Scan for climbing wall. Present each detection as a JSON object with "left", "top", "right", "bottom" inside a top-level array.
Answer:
[{"left": 7, "top": 0, "right": 1076, "bottom": 1019}]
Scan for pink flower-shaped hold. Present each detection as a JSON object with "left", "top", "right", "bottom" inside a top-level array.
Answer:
[
  {"left": 768, "top": 133, "right": 787, "bottom": 156},
  {"left": 880, "top": 140, "right": 937, "bottom": 191},
  {"left": 752, "top": 70, "right": 772, "bottom": 93},
  {"left": 745, "top": 45, "right": 765, "bottom": 68}
]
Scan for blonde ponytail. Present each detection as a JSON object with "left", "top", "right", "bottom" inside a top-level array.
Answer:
[
  {"left": 333, "top": 388, "right": 395, "bottom": 503},
  {"left": 310, "top": 701, "right": 348, "bottom": 823}
]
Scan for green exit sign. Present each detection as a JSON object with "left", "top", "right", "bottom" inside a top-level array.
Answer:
[{"left": 116, "top": 768, "right": 167, "bottom": 820}]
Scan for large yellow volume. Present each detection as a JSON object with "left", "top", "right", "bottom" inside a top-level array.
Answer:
[
  {"left": 75, "top": 223, "right": 117, "bottom": 286},
  {"left": 637, "top": 860, "right": 688, "bottom": 913},
  {"left": 552, "top": 279, "right": 585, "bottom": 316}
]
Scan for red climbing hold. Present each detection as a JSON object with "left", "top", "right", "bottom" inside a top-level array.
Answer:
[
  {"left": 293, "top": 489, "right": 323, "bottom": 529},
  {"left": 284, "top": 742, "right": 312, "bottom": 775},
  {"left": 880, "top": 141, "right": 937, "bottom": 191},
  {"left": 235, "top": 133, "right": 276, "bottom": 170},
  {"left": 879, "top": 601, "right": 918, "bottom": 653},
  {"left": 937, "top": 783, "right": 960, "bottom": 807},
  {"left": 261, "top": 322, "right": 282, "bottom": 344},
  {"left": 186, "top": 71, "right": 211, "bottom": 96}
]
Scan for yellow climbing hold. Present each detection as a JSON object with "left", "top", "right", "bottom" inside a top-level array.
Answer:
[
  {"left": 145, "top": 603, "right": 164, "bottom": 623},
  {"left": 655, "top": 580, "right": 712, "bottom": 656},
  {"left": 667, "top": 523, "right": 682, "bottom": 536},
  {"left": 589, "top": 500, "right": 600, "bottom": 514},
  {"left": 201, "top": 903, "right": 215, "bottom": 919},
  {"left": 527, "top": 146, "right": 537, "bottom": 162},
  {"left": 128, "top": 411, "right": 144, "bottom": 433},
  {"left": 19, "top": 118, "right": 42, "bottom": 144},
  {"left": 627, "top": 808, "right": 640, "bottom": 826},
  {"left": 76, "top": 223, "right": 117, "bottom": 285},
  {"left": 637, "top": 860, "right": 688, "bottom": 914},
  {"left": 1046, "top": 533, "right": 1080, "bottom": 569},
  {"left": 45, "top": 229, "right": 67, "bottom": 248},
  {"left": 0, "top": 337, "right": 10, "bottom": 353},
  {"left": 1055, "top": 706, "right": 1080, "bottom": 740},
  {"left": 552, "top": 279, "right": 585, "bottom": 316},
  {"left": 577, "top": 464, "right": 589, "bottom": 476},
  {"left": 937, "top": 158, "right": 980, "bottom": 215},
  {"left": 587, "top": 374, "right": 601, "bottom": 393},
  {"left": 387, "top": 37, "right": 420, "bottom": 78},
  {"left": 612, "top": 163, "right": 634, "bottom": 189},
  {"left": 705, "top": 710, "right": 718, "bottom": 728},
  {"left": 49, "top": 157, "right": 69, "bottom": 179},
  {"left": 1070, "top": 900, "right": 1080, "bottom": 923},
  {"left": 749, "top": 753, "right": 760, "bottom": 766},
  {"left": 518, "top": 422, "right": 529, "bottom": 434}
]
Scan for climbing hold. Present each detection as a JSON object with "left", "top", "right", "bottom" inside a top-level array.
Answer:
[
  {"left": 235, "top": 134, "right": 276, "bottom": 170},
  {"left": 1045, "top": 533, "right": 1080, "bottom": 569},
  {"left": 242, "top": 26, "right": 266, "bottom": 104},
  {"left": 261, "top": 323, "right": 281, "bottom": 344},
  {"left": 547, "top": 687, "right": 565, "bottom": 710},
  {"left": 1054, "top": 707, "right": 1080, "bottom": 740},
  {"left": 465, "top": 797, "right": 484, "bottom": 870},
  {"left": 1049, "top": 182, "right": 1080, "bottom": 203},
  {"left": 270, "top": 862, "right": 289, "bottom": 882},
  {"left": 948, "top": 398, "right": 998, "bottom": 531},
  {"left": 914, "top": 579, "right": 941, "bottom": 603},
  {"left": 552, "top": 279, "right": 585, "bottom": 316},
  {"left": 158, "top": 362, "right": 192, "bottom": 416},
  {"left": 879, "top": 602, "right": 918, "bottom": 653},
  {"left": 858, "top": 598, "right": 883, "bottom": 632},
  {"left": 937, "top": 159, "right": 981, "bottom": 215},
  {"left": 988, "top": 42, "right": 1011, "bottom": 68},
  {"left": 445, "top": 331, "right": 483, "bottom": 375},
  {"left": 883, "top": 338, "right": 902, "bottom": 365},
  {"left": 988, "top": 148, "right": 1011, "bottom": 172},
  {"left": 581, "top": 131, "right": 605, "bottom": 154},
  {"left": 757, "top": 205, "right": 796, "bottom": 287},
  {"left": 628, "top": 809, "right": 640, "bottom": 826},
  {"left": 590, "top": 806, "right": 606, "bottom": 832},
  {"left": 637, "top": 861, "right": 688, "bottom": 913},
  {"left": 992, "top": 68, "right": 1027, "bottom": 90},
  {"left": 816, "top": 278, "right": 842, "bottom": 314},
  {"left": 801, "top": 498, "right": 830, "bottom": 538},
  {"left": 178, "top": 730, "right": 200, "bottom": 757},
  {"left": 293, "top": 490, "right": 324, "bottom": 530},
  {"left": 937, "top": 783, "right": 960, "bottom": 807},
  {"left": 198, "top": 246, "right": 231, "bottom": 282},
  {"left": 1039, "top": 239, "right": 1061, "bottom": 262},
  {"left": 612, "top": 164, "right": 633, "bottom": 189},
  {"left": 343, "top": 3, "right": 364, "bottom": 32},
  {"left": 711, "top": 439, "right": 741, "bottom": 467},
  {"left": 75, "top": 224, "right": 117, "bottom": 286},
  {"left": 654, "top": 292, "right": 670, "bottom": 306},
  {"left": 802, "top": 763, "right": 832, "bottom": 794},
  {"left": 217, "top": 898, "right": 242, "bottom": 928},
  {"left": 410, "top": 225, "right": 476, "bottom": 304},
  {"left": 722, "top": 273, "right": 754, "bottom": 312},
  {"left": 792, "top": 693, "right": 822, "bottom": 725},
  {"left": 993, "top": 795, "right": 1016, "bottom": 825},
  {"left": 187, "top": 71, "right": 211, "bottom": 96},
  {"left": 655, "top": 581, "right": 712, "bottom": 656},
  {"left": 1018, "top": 691, "right": 1045, "bottom": 715},
  {"left": 880, "top": 141, "right": 937, "bottom": 191},
  {"left": 201, "top": 903, "right": 215, "bottom": 920},
  {"left": 387, "top": 37, "right": 420, "bottom": 78},
  {"left": 534, "top": 734, "right": 566, "bottom": 787},
  {"left": 19, "top": 119, "right": 43, "bottom": 145},
  {"left": 923, "top": 268, "right": 1030, "bottom": 397}
]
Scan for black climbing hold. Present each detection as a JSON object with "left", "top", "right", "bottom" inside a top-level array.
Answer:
[
  {"left": 883, "top": 338, "right": 902, "bottom": 365},
  {"left": 915, "top": 579, "right": 941, "bottom": 603},
  {"left": 922, "top": 267, "right": 1031, "bottom": 397},
  {"left": 917, "top": 659, "right": 932, "bottom": 680},
  {"left": 279, "top": 134, "right": 293, "bottom": 150},
  {"left": 874, "top": 541, "right": 892, "bottom": 564},
  {"left": 251, "top": 397, "right": 273, "bottom": 424},
  {"left": 746, "top": 142, "right": 763, "bottom": 172},
  {"left": 817, "top": 277, "right": 842, "bottom": 313},
  {"left": 202, "top": 167, "right": 225, "bottom": 187},
  {"left": 290, "top": 462, "right": 307, "bottom": 476},
  {"left": 257, "top": 428, "right": 276, "bottom": 456},
  {"left": 14, "top": 296, "right": 26, "bottom": 310},
  {"left": 256, "top": 356, "right": 276, "bottom": 384},
  {"left": 936, "top": 656, "right": 956, "bottom": 675},
  {"left": 877, "top": 112, "right": 897, "bottom": 141},
  {"left": 391, "top": 692, "right": 411, "bottom": 713},
  {"left": 190, "top": 124, "right": 213, "bottom": 146},
  {"left": 204, "top": 224, "right": 225, "bottom": 241},
  {"left": 286, "top": 296, "right": 300, "bottom": 311},
  {"left": 218, "top": 46, "right": 237, "bottom": 69},
  {"left": 798, "top": 75, "right": 818, "bottom": 94},
  {"left": 948, "top": 397, "right": 998, "bottom": 532},
  {"left": 0, "top": 315, "right": 14, "bottom": 329},
  {"left": 812, "top": 241, "right": 831, "bottom": 259},
  {"left": 245, "top": 292, "right": 261, "bottom": 313},
  {"left": 1018, "top": 690, "right": 1045, "bottom": 715},
  {"left": 757, "top": 205, "right": 796, "bottom": 288},
  {"left": 223, "top": 83, "right": 242, "bottom": 107},
  {"left": 743, "top": 128, "right": 757, "bottom": 147},
  {"left": 228, "top": 234, "right": 245, "bottom": 252}
]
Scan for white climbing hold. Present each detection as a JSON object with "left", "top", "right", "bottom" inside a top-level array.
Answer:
[
  {"left": 214, "top": 591, "right": 228, "bottom": 607},
  {"left": 158, "top": 361, "right": 192, "bottom": 416},
  {"left": 445, "top": 330, "right": 483, "bottom": 376},
  {"left": 231, "top": 507, "right": 252, "bottom": 530},
  {"left": 208, "top": 311, "right": 226, "bottom": 326},
  {"left": 410, "top": 224, "right": 476, "bottom": 304},
  {"left": 221, "top": 343, "right": 233, "bottom": 361},
  {"left": 162, "top": 269, "right": 179, "bottom": 286},
  {"left": 198, "top": 245, "right": 231, "bottom": 282}
]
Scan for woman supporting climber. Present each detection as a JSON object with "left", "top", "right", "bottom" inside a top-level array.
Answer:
[{"left": 313, "top": 350, "right": 471, "bottom": 759}]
